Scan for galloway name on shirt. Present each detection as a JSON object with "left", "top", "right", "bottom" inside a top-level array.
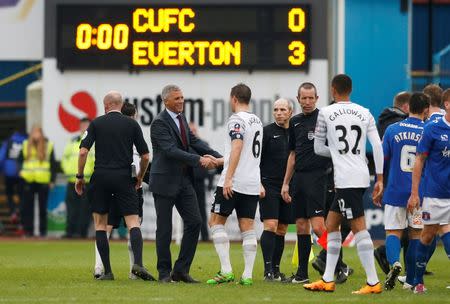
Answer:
[{"left": 329, "top": 108, "right": 366, "bottom": 122}]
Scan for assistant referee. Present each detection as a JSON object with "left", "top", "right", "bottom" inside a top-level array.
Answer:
[{"left": 75, "top": 91, "right": 154, "bottom": 281}]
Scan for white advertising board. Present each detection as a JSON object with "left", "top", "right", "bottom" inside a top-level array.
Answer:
[
  {"left": 0, "top": 0, "right": 43, "bottom": 60},
  {"left": 43, "top": 58, "right": 328, "bottom": 159}
]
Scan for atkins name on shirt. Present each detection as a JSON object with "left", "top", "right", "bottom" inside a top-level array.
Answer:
[
  {"left": 394, "top": 131, "right": 422, "bottom": 143},
  {"left": 329, "top": 108, "right": 366, "bottom": 122}
]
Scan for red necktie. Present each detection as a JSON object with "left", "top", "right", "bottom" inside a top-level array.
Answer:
[{"left": 177, "top": 114, "right": 188, "bottom": 148}]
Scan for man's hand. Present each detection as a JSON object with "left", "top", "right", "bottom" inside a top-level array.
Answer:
[
  {"left": 205, "top": 154, "right": 224, "bottom": 167},
  {"left": 281, "top": 184, "right": 291, "bottom": 203},
  {"left": 407, "top": 193, "right": 420, "bottom": 214},
  {"left": 135, "top": 177, "right": 143, "bottom": 190},
  {"left": 200, "top": 156, "right": 217, "bottom": 169},
  {"left": 75, "top": 178, "right": 85, "bottom": 195},
  {"left": 223, "top": 178, "right": 233, "bottom": 200},
  {"left": 49, "top": 183, "right": 55, "bottom": 190},
  {"left": 260, "top": 184, "right": 266, "bottom": 199},
  {"left": 372, "top": 180, "right": 383, "bottom": 207}
]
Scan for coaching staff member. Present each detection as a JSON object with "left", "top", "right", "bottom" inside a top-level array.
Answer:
[
  {"left": 259, "top": 98, "right": 293, "bottom": 281},
  {"left": 76, "top": 91, "right": 154, "bottom": 281},
  {"left": 150, "top": 84, "right": 222, "bottom": 283}
]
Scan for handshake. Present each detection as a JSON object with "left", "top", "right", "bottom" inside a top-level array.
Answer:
[{"left": 199, "top": 155, "right": 224, "bottom": 169}]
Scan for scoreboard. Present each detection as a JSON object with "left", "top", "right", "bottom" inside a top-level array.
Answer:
[{"left": 56, "top": 4, "right": 311, "bottom": 71}]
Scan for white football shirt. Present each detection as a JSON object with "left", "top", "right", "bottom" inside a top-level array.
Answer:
[
  {"left": 217, "top": 111, "right": 263, "bottom": 195},
  {"left": 314, "top": 102, "right": 383, "bottom": 188}
]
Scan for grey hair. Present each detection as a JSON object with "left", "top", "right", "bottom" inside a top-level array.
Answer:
[
  {"left": 274, "top": 98, "right": 294, "bottom": 110},
  {"left": 162, "top": 84, "right": 181, "bottom": 101}
]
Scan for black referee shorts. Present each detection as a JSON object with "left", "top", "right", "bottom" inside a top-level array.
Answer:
[
  {"left": 108, "top": 187, "right": 144, "bottom": 228},
  {"left": 87, "top": 170, "right": 139, "bottom": 216},
  {"left": 329, "top": 188, "right": 367, "bottom": 220},
  {"left": 291, "top": 170, "right": 327, "bottom": 219},
  {"left": 211, "top": 187, "right": 259, "bottom": 219},
  {"left": 259, "top": 182, "right": 292, "bottom": 224}
]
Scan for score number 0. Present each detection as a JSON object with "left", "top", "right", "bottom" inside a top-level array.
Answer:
[{"left": 288, "top": 8, "right": 306, "bottom": 66}]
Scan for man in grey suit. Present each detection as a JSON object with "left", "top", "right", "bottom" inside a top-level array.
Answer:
[{"left": 150, "top": 84, "right": 223, "bottom": 283}]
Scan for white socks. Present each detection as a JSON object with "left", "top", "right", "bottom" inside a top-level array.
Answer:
[
  {"left": 94, "top": 242, "right": 104, "bottom": 271},
  {"left": 242, "top": 230, "right": 257, "bottom": 280},
  {"left": 127, "top": 238, "right": 135, "bottom": 271},
  {"left": 322, "top": 231, "right": 342, "bottom": 282},
  {"left": 211, "top": 225, "right": 232, "bottom": 274},
  {"left": 355, "top": 230, "right": 379, "bottom": 285}
]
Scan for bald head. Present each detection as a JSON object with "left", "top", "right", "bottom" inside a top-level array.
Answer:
[{"left": 103, "top": 91, "right": 123, "bottom": 113}]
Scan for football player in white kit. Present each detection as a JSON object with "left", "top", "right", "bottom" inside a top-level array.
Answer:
[
  {"left": 304, "top": 74, "right": 384, "bottom": 294},
  {"left": 207, "top": 83, "right": 263, "bottom": 286}
]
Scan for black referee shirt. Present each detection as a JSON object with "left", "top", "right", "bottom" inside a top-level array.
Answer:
[
  {"left": 260, "top": 122, "right": 289, "bottom": 187},
  {"left": 80, "top": 111, "right": 149, "bottom": 173},
  {"left": 288, "top": 108, "right": 330, "bottom": 172}
]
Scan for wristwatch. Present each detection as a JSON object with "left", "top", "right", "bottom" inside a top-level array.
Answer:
[{"left": 76, "top": 174, "right": 84, "bottom": 179}]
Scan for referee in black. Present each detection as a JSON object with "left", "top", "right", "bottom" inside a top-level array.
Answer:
[
  {"left": 259, "top": 98, "right": 293, "bottom": 281},
  {"left": 281, "top": 82, "right": 329, "bottom": 283},
  {"left": 75, "top": 91, "right": 154, "bottom": 281}
]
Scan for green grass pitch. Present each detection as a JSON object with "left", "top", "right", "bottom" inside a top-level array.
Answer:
[{"left": 0, "top": 240, "right": 448, "bottom": 303}]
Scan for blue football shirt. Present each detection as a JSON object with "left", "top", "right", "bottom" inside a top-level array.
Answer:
[
  {"left": 417, "top": 116, "right": 450, "bottom": 199},
  {"left": 383, "top": 117, "right": 424, "bottom": 206}
]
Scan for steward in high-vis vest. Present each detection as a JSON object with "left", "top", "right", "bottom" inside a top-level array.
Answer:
[
  {"left": 19, "top": 126, "right": 56, "bottom": 237},
  {"left": 61, "top": 118, "right": 95, "bottom": 238}
]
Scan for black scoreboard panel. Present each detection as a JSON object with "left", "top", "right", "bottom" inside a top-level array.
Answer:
[{"left": 56, "top": 4, "right": 311, "bottom": 71}]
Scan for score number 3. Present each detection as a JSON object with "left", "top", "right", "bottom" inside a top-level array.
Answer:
[{"left": 288, "top": 8, "right": 306, "bottom": 66}]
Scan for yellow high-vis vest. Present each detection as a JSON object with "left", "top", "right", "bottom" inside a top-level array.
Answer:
[
  {"left": 61, "top": 137, "right": 95, "bottom": 183},
  {"left": 20, "top": 140, "right": 53, "bottom": 184}
]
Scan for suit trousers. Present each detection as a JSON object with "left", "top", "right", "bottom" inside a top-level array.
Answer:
[{"left": 153, "top": 176, "right": 202, "bottom": 277}]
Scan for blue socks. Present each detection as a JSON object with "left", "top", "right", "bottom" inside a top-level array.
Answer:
[
  {"left": 426, "top": 236, "right": 437, "bottom": 262},
  {"left": 442, "top": 232, "right": 450, "bottom": 259},
  {"left": 414, "top": 241, "right": 430, "bottom": 285},
  {"left": 385, "top": 235, "right": 401, "bottom": 266},
  {"left": 405, "top": 239, "right": 419, "bottom": 285}
]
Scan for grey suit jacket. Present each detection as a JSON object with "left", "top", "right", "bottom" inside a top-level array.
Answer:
[{"left": 149, "top": 109, "right": 222, "bottom": 196}]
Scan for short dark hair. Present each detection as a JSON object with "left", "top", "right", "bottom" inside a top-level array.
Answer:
[
  {"left": 443, "top": 88, "right": 450, "bottom": 105},
  {"left": 423, "top": 84, "right": 443, "bottom": 107},
  {"left": 230, "top": 83, "right": 251, "bottom": 104},
  {"left": 80, "top": 117, "right": 91, "bottom": 123},
  {"left": 331, "top": 74, "right": 352, "bottom": 95},
  {"left": 409, "top": 92, "right": 430, "bottom": 115},
  {"left": 121, "top": 102, "right": 137, "bottom": 117},
  {"left": 297, "top": 82, "right": 317, "bottom": 96}
]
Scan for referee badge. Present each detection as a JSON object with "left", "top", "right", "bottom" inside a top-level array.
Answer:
[{"left": 308, "top": 131, "right": 314, "bottom": 140}]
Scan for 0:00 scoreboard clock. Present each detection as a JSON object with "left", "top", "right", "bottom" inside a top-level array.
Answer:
[{"left": 56, "top": 4, "right": 311, "bottom": 71}]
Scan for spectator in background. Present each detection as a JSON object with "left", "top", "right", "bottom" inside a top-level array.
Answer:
[
  {"left": 61, "top": 118, "right": 95, "bottom": 238},
  {"left": 19, "top": 125, "right": 56, "bottom": 237},
  {"left": 423, "top": 84, "right": 444, "bottom": 120},
  {"left": 0, "top": 127, "right": 27, "bottom": 224},
  {"left": 188, "top": 121, "right": 213, "bottom": 241},
  {"left": 377, "top": 91, "right": 411, "bottom": 138},
  {"left": 375, "top": 91, "right": 412, "bottom": 275}
]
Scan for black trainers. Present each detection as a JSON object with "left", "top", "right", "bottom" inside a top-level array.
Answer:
[
  {"left": 95, "top": 272, "right": 114, "bottom": 280},
  {"left": 374, "top": 246, "right": 390, "bottom": 275},
  {"left": 131, "top": 264, "right": 156, "bottom": 281},
  {"left": 335, "top": 266, "right": 353, "bottom": 284},
  {"left": 264, "top": 272, "right": 275, "bottom": 282},
  {"left": 282, "top": 274, "right": 309, "bottom": 284},
  {"left": 273, "top": 271, "right": 286, "bottom": 282},
  {"left": 312, "top": 258, "right": 326, "bottom": 275},
  {"left": 384, "top": 262, "right": 402, "bottom": 291}
]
